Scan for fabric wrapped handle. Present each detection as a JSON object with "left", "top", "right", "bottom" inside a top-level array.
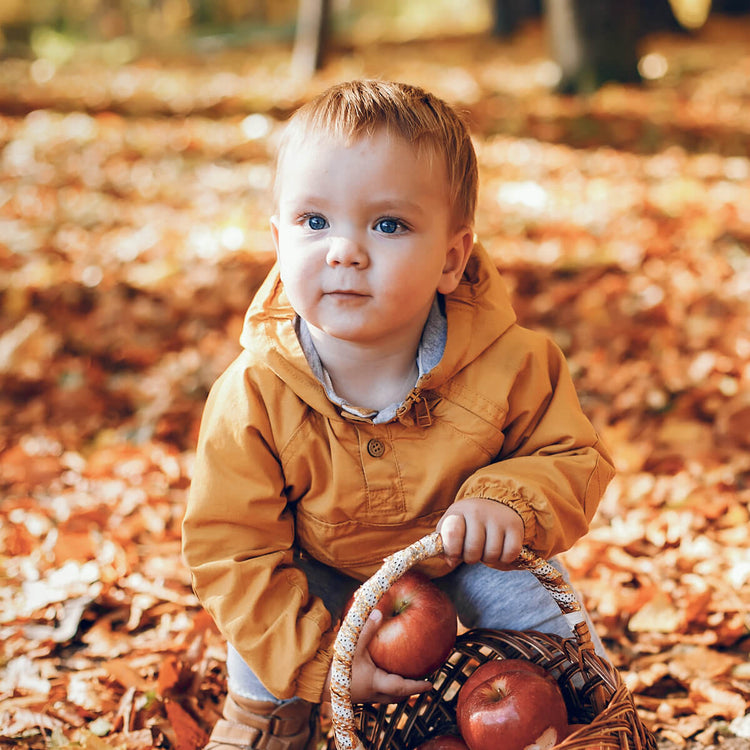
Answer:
[{"left": 330, "top": 531, "right": 590, "bottom": 750}]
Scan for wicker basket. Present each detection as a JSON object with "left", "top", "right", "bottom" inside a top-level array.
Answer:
[{"left": 329, "top": 532, "right": 657, "bottom": 750}]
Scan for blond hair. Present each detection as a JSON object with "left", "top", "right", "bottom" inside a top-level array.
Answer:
[{"left": 274, "top": 79, "right": 478, "bottom": 229}]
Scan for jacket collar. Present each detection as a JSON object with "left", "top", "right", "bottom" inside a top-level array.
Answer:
[{"left": 430, "top": 241, "right": 517, "bottom": 387}]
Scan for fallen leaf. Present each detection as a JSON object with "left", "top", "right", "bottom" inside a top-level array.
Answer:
[
  {"left": 0, "top": 707, "right": 64, "bottom": 737},
  {"left": 165, "top": 699, "right": 209, "bottom": 750},
  {"left": 628, "top": 592, "right": 684, "bottom": 634},
  {"left": 690, "top": 678, "right": 749, "bottom": 719}
]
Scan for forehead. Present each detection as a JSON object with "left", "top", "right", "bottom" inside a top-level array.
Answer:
[{"left": 275, "top": 127, "right": 447, "bottom": 191}]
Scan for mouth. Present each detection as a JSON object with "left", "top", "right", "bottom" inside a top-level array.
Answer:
[{"left": 325, "top": 290, "right": 368, "bottom": 297}]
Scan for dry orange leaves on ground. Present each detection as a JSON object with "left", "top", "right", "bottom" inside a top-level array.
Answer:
[{"left": 1, "top": 14, "right": 749, "bottom": 750}]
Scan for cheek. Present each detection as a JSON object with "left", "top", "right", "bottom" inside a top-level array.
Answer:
[
  {"left": 278, "top": 244, "right": 310, "bottom": 279},
  {"left": 382, "top": 254, "right": 444, "bottom": 299},
  {"left": 280, "top": 267, "right": 306, "bottom": 299},
  {"left": 279, "top": 256, "right": 322, "bottom": 312},
  {"left": 278, "top": 257, "right": 303, "bottom": 297}
]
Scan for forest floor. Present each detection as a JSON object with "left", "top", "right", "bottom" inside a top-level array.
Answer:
[{"left": 1, "top": 12, "right": 749, "bottom": 750}]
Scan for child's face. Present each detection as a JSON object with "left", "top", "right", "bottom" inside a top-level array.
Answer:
[{"left": 271, "top": 128, "right": 472, "bottom": 351}]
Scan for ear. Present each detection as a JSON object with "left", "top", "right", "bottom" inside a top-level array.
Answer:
[
  {"left": 270, "top": 215, "right": 280, "bottom": 258},
  {"left": 437, "top": 226, "right": 474, "bottom": 294}
]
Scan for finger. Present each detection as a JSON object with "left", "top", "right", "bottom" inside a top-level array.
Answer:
[
  {"left": 373, "top": 670, "right": 431, "bottom": 701},
  {"left": 481, "top": 525, "right": 504, "bottom": 564},
  {"left": 462, "top": 521, "right": 486, "bottom": 565},
  {"left": 438, "top": 514, "right": 465, "bottom": 561},
  {"left": 500, "top": 527, "right": 524, "bottom": 563}
]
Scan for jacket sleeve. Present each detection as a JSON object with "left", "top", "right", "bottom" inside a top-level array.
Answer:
[
  {"left": 181, "top": 357, "right": 335, "bottom": 702},
  {"left": 455, "top": 333, "right": 615, "bottom": 559}
]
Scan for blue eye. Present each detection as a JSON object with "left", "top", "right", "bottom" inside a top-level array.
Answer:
[
  {"left": 306, "top": 215, "right": 328, "bottom": 230},
  {"left": 375, "top": 218, "right": 402, "bottom": 234}
]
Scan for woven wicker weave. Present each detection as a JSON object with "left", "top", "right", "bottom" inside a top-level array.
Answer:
[{"left": 330, "top": 533, "right": 657, "bottom": 750}]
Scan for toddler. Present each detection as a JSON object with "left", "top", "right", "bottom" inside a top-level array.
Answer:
[{"left": 182, "top": 79, "right": 615, "bottom": 750}]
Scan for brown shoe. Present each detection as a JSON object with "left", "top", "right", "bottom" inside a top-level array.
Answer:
[{"left": 204, "top": 692, "right": 319, "bottom": 750}]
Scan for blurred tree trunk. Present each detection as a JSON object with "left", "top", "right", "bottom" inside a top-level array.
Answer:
[
  {"left": 544, "top": 0, "right": 642, "bottom": 93},
  {"left": 292, "top": 0, "right": 330, "bottom": 77},
  {"left": 714, "top": 0, "right": 750, "bottom": 10},
  {"left": 491, "top": 0, "right": 541, "bottom": 36}
]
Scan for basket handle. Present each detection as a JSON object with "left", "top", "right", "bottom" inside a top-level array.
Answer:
[{"left": 329, "top": 531, "right": 592, "bottom": 750}]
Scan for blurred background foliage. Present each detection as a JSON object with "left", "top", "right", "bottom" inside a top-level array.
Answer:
[
  {"left": 2, "top": 0, "right": 495, "bottom": 59},
  {"left": 2, "top": 1, "right": 750, "bottom": 94},
  {"left": 2, "top": 3, "right": 750, "bottom": 748}
]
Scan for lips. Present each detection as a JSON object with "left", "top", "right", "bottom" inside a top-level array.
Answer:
[{"left": 325, "top": 289, "right": 368, "bottom": 297}]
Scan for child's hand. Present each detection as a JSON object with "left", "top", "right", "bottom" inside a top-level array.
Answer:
[
  {"left": 325, "top": 609, "right": 432, "bottom": 705},
  {"left": 437, "top": 498, "right": 524, "bottom": 567}
]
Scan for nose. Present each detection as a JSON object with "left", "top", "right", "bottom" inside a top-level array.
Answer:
[{"left": 326, "top": 235, "right": 369, "bottom": 268}]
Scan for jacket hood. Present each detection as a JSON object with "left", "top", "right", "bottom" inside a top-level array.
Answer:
[{"left": 239, "top": 242, "right": 517, "bottom": 415}]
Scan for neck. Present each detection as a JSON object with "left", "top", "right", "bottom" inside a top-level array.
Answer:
[{"left": 308, "top": 328, "right": 422, "bottom": 412}]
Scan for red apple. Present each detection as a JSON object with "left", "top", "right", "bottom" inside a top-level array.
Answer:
[
  {"left": 358, "top": 570, "right": 457, "bottom": 679},
  {"left": 455, "top": 659, "right": 550, "bottom": 719},
  {"left": 456, "top": 669, "right": 569, "bottom": 750},
  {"left": 414, "top": 734, "right": 468, "bottom": 750}
]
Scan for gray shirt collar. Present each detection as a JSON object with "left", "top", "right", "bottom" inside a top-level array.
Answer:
[{"left": 297, "top": 296, "right": 446, "bottom": 424}]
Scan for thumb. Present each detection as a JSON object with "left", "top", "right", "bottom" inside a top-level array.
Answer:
[
  {"left": 355, "top": 607, "right": 383, "bottom": 653},
  {"left": 438, "top": 514, "right": 465, "bottom": 562}
]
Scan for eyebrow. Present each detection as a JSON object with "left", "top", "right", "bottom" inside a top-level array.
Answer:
[
  {"left": 367, "top": 197, "right": 428, "bottom": 215},
  {"left": 283, "top": 194, "right": 428, "bottom": 215}
]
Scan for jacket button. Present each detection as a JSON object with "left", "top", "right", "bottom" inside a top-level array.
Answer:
[{"left": 367, "top": 438, "right": 385, "bottom": 458}]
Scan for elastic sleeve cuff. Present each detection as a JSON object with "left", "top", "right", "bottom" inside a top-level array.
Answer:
[
  {"left": 494, "top": 495, "right": 536, "bottom": 547},
  {"left": 293, "top": 629, "right": 337, "bottom": 703}
]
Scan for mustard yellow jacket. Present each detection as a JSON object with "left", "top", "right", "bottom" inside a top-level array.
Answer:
[{"left": 182, "top": 244, "right": 615, "bottom": 703}]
